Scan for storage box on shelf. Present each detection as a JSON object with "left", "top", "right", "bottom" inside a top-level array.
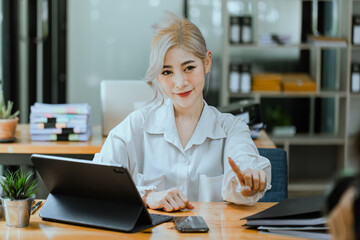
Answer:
[{"left": 221, "top": 0, "right": 357, "bottom": 197}]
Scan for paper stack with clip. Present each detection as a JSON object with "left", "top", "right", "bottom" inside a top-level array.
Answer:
[
  {"left": 243, "top": 195, "right": 330, "bottom": 240},
  {"left": 29, "top": 103, "right": 92, "bottom": 141}
]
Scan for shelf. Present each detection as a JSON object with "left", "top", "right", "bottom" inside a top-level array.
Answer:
[
  {"left": 229, "top": 91, "right": 347, "bottom": 98},
  {"left": 229, "top": 44, "right": 348, "bottom": 50},
  {"left": 350, "top": 93, "right": 360, "bottom": 98},
  {"left": 271, "top": 134, "right": 345, "bottom": 145},
  {"left": 229, "top": 43, "right": 313, "bottom": 50},
  {"left": 288, "top": 181, "right": 328, "bottom": 193},
  {"left": 221, "top": 0, "right": 355, "bottom": 180}
]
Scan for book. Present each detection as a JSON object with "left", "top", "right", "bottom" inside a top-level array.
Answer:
[
  {"left": 243, "top": 195, "right": 329, "bottom": 239},
  {"left": 258, "top": 225, "right": 330, "bottom": 239},
  {"left": 260, "top": 229, "right": 330, "bottom": 240},
  {"left": 30, "top": 123, "right": 88, "bottom": 130},
  {"left": 30, "top": 113, "right": 88, "bottom": 124},
  {"left": 31, "top": 103, "right": 91, "bottom": 115},
  {"left": 30, "top": 127, "right": 88, "bottom": 135},
  {"left": 307, "top": 35, "right": 347, "bottom": 47},
  {"left": 246, "top": 217, "right": 326, "bottom": 226},
  {"left": 31, "top": 132, "right": 91, "bottom": 141},
  {"left": 29, "top": 103, "right": 92, "bottom": 142},
  {"left": 243, "top": 195, "right": 325, "bottom": 221}
]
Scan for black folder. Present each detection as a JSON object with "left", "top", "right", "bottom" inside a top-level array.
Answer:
[
  {"left": 242, "top": 195, "right": 330, "bottom": 239},
  {"left": 31, "top": 154, "right": 172, "bottom": 233},
  {"left": 243, "top": 195, "right": 324, "bottom": 226}
]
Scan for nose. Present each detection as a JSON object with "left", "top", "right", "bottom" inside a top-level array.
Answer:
[{"left": 174, "top": 72, "right": 188, "bottom": 89}]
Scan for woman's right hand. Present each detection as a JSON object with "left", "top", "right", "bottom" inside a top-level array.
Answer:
[{"left": 144, "top": 187, "right": 194, "bottom": 212}]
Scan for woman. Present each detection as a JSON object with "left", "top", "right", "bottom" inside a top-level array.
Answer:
[{"left": 93, "top": 13, "right": 271, "bottom": 212}]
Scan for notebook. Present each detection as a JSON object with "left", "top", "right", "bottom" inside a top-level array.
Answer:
[
  {"left": 31, "top": 154, "right": 172, "bottom": 233},
  {"left": 100, "top": 80, "right": 154, "bottom": 136}
]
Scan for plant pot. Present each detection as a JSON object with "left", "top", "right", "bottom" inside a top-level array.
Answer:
[
  {"left": 1, "top": 195, "right": 34, "bottom": 227},
  {"left": 272, "top": 125, "right": 296, "bottom": 137},
  {"left": 0, "top": 117, "right": 18, "bottom": 142}
]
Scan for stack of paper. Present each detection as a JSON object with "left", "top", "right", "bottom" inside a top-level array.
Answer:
[
  {"left": 243, "top": 195, "right": 330, "bottom": 240},
  {"left": 29, "top": 103, "right": 92, "bottom": 141},
  {"left": 282, "top": 73, "right": 317, "bottom": 92},
  {"left": 252, "top": 74, "right": 282, "bottom": 91}
]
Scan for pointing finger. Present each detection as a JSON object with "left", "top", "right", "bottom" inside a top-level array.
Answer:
[{"left": 228, "top": 157, "right": 245, "bottom": 184}]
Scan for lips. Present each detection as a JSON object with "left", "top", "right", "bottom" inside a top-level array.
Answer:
[{"left": 176, "top": 90, "right": 192, "bottom": 97}]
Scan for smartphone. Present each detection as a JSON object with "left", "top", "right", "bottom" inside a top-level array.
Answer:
[{"left": 173, "top": 216, "right": 209, "bottom": 233}]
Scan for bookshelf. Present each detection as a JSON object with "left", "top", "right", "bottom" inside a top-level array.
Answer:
[{"left": 220, "top": 0, "right": 359, "bottom": 197}]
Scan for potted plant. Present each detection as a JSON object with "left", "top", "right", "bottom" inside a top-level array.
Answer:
[
  {"left": 0, "top": 168, "right": 37, "bottom": 227},
  {"left": 0, "top": 91, "right": 20, "bottom": 142},
  {"left": 264, "top": 105, "right": 296, "bottom": 137}
]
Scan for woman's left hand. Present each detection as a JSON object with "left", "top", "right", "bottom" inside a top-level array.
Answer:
[{"left": 228, "top": 157, "right": 267, "bottom": 197}]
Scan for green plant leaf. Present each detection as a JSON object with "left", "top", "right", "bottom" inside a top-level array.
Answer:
[
  {"left": 9, "top": 110, "right": 20, "bottom": 119},
  {"left": 0, "top": 90, "right": 20, "bottom": 119},
  {"left": 1, "top": 167, "right": 37, "bottom": 200},
  {"left": 5, "top": 101, "right": 13, "bottom": 119},
  {"left": 0, "top": 91, "right": 4, "bottom": 118}
]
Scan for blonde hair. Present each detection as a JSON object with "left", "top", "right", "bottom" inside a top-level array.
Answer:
[{"left": 144, "top": 13, "right": 208, "bottom": 101}]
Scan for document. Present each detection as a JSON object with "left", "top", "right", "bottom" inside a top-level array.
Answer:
[{"left": 243, "top": 195, "right": 330, "bottom": 239}]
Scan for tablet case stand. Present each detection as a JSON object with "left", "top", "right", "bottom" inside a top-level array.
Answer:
[
  {"left": 31, "top": 154, "right": 172, "bottom": 233},
  {"left": 41, "top": 194, "right": 153, "bottom": 232}
]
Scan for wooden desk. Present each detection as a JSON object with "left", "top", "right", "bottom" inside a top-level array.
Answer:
[
  {"left": 0, "top": 124, "right": 104, "bottom": 155},
  {"left": 0, "top": 125, "right": 275, "bottom": 166},
  {"left": 0, "top": 202, "right": 303, "bottom": 240},
  {"left": 0, "top": 125, "right": 275, "bottom": 155}
]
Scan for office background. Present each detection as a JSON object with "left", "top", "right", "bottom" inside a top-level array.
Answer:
[
  {"left": 1, "top": 0, "right": 360, "bottom": 198},
  {"left": 0, "top": 0, "right": 302, "bottom": 125}
]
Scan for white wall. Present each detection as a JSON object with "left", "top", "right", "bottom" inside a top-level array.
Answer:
[{"left": 67, "top": 0, "right": 183, "bottom": 125}]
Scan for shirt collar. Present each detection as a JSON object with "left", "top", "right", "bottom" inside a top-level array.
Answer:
[
  {"left": 144, "top": 98, "right": 178, "bottom": 146},
  {"left": 144, "top": 98, "right": 226, "bottom": 150}
]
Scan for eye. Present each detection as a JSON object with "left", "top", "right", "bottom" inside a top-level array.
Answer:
[
  {"left": 161, "top": 70, "right": 172, "bottom": 75},
  {"left": 185, "top": 65, "right": 196, "bottom": 72}
]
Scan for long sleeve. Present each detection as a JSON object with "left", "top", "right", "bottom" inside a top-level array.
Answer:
[
  {"left": 93, "top": 130, "right": 129, "bottom": 167},
  {"left": 92, "top": 110, "right": 164, "bottom": 197},
  {"left": 221, "top": 116, "right": 272, "bottom": 205}
]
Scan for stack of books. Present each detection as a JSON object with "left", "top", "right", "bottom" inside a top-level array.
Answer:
[
  {"left": 29, "top": 103, "right": 92, "bottom": 141},
  {"left": 282, "top": 73, "right": 317, "bottom": 92},
  {"left": 252, "top": 74, "right": 282, "bottom": 91},
  {"left": 243, "top": 195, "right": 330, "bottom": 240}
]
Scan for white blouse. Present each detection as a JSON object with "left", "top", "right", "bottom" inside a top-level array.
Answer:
[{"left": 93, "top": 98, "right": 271, "bottom": 205}]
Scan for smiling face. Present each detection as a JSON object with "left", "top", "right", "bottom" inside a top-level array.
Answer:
[{"left": 157, "top": 47, "right": 211, "bottom": 111}]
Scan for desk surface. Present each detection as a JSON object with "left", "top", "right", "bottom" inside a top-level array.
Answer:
[
  {"left": 0, "top": 202, "right": 303, "bottom": 240},
  {"left": 0, "top": 125, "right": 275, "bottom": 154}
]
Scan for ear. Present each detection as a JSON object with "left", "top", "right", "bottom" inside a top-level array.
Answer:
[{"left": 205, "top": 51, "right": 212, "bottom": 74}]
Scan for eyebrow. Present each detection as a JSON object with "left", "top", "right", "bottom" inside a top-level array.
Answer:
[{"left": 163, "top": 60, "right": 196, "bottom": 69}]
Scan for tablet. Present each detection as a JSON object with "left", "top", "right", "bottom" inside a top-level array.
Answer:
[{"left": 31, "top": 154, "right": 172, "bottom": 232}]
